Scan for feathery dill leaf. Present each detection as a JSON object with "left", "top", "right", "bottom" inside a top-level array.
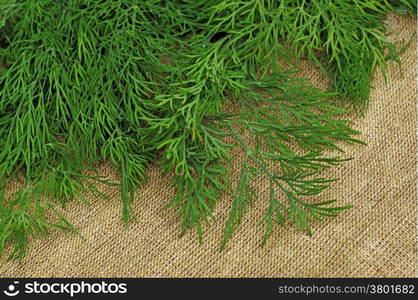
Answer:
[{"left": 0, "top": 0, "right": 413, "bottom": 258}]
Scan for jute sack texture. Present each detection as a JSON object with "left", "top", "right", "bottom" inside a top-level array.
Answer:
[{"left": 0, "top": 14, "right": 416, "bottom": 278}]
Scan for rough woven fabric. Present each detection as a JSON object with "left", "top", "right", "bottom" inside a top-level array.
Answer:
[{"left": 0, "top": 15, "right": 416, "bottom": 278}]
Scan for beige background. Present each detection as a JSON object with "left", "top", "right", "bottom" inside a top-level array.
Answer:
[{"left": 0, "top": 14, "right": 416, "bottom": 278}]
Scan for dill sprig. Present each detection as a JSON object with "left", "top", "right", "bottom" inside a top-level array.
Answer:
[
  {"left": 187, "top": 0, "right": 416, "bottom": 109},
  {"left": 0, "top": 0, "right": 414, "bottom": 259}
]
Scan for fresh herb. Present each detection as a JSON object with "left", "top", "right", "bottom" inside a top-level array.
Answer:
[{"left": 0, "top": 0, "right": 414, "bottom": 259}]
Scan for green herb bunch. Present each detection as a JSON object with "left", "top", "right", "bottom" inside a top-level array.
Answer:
[
  {"left": 0, "top": 0, "right": 414, "bottom": 260},
  {"left": 187, "top": 0, "right": 416, "bottom": 109}
]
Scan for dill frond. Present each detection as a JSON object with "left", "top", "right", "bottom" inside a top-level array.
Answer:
[{"left": 0, "top": 0, "right": 414, "bottom": 259}]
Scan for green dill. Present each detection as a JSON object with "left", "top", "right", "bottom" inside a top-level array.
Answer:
[{"left": 0, "top": 0, "right": 414, "bottom": 259}]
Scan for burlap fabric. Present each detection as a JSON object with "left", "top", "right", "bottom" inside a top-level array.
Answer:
[{"left": 0, "top": 14, "right": 416, "bottom": 278}]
